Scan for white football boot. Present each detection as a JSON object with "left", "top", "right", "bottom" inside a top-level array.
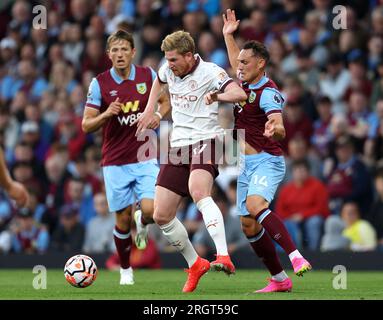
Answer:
[
  {"left": 120, "top": 267, "right": 134, "bottom": 285},
  {"left": 134, "top": 210, "right": 149, "bottom": 250}
]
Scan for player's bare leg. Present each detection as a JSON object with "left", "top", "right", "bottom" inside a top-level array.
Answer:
[
  {"left": 134, "top": 198, "right": 154, "bottom": 250},
  {"left": 154, "top": 186, "right": 210, "bottom": 292},
  {"left": 241, "top": 215, "right": 292, "bottom": 292},
  {"left": 114, "top": 206, "right": 134, "bottom": 285},
  {"left": 189, "top": 169, "right": 235, "bottom": 275},
  {"left": 246, "top": 195, "right": 312, "bottom": 276}
]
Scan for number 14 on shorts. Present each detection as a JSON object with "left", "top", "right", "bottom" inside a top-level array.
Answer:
[{"left": 253, "top": 175, "right": 268, "bottom": 187}]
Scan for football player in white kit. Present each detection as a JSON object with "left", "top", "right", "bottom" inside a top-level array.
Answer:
[{"left": 135, "top": 30, "right": 247, "bottom": 293}]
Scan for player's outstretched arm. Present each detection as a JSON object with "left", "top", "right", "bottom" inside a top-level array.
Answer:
[
  {"left": 0, "top": 148, "right": 29, "bottom": 207},
  {"left": 223, "top": 9, "right": 241, "bottom": 72},
  {"left": 263, "top": 113, "right": 286, "bottom": 141},
  {"left": 205, "top": 82, "right": 247, "bottom": 105},
  {"left": 82, "top": 97, "right": 122, "bottom": 133}
]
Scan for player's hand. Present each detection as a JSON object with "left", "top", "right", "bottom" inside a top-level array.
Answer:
[
  {"left": 263, "top": 118, "right": 276, "bottom": 138},
  {"left": 150, "top": 113, "right": 162, "bottom": 130},
  {"left": 7, "top": 181, "right": 29, "bottom": 208},
  {"left": 104, "top": 97, "right": 123, "bottom": 118},
  {"left": 204, "top": 90, "right": 219, "bottom": 105},
  {"left": 133, "top": 112, "right": 153, "bottom": 136},
  {"left": 222, "top": 9, "right": 240, "bottom": 36}
]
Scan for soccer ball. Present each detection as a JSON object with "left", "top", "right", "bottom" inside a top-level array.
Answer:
[{"left": 64, "top": 254, "right": 98, "bottom": 288}]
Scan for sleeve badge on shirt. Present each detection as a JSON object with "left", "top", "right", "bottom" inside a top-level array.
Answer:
[
  {"left": 136, "top": 83, "right": 147, "bottom": 94},
  {"left": 273, "top": 93, "right": 282, "bottom": 104},
  {"left": 249, "top": 91, "right": 256, "bottom": 103}
]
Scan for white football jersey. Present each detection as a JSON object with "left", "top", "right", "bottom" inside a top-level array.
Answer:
[{"left": 158, "top": 54, "right": 233, "bottom": 147}]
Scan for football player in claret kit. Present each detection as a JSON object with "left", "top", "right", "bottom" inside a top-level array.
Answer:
[
  {"left": 136, "top": 30, "right": 247, "bottom": 292},
  {"left": 222, "top": 9, "right": 312, "bottom": 293},
  {"left": 82, "top": 30, "right": 170, "bottom": 285}
]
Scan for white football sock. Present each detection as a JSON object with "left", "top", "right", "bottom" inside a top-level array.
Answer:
[
  {"left": 288, "top": 249, "right": 303, "bottom": 262},
  {"left": 271, "top": 270, "right": 289, "bottom": 282},
  {"left": 159, "top": 217, "right": 198, "bottom": 267},
  {"left": 196, "top": 197, "right": 228, "bottom": 256}
]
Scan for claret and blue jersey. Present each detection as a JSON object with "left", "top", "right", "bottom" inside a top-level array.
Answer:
[
  {"left": 235, "top": 75, "right": 287, "bottom": 215},
  {"left": 85, "top": 65, "right": 156, "bottom": 166},
  {"left": 234, "top": 75, "right": 285, "bottom": 156}
]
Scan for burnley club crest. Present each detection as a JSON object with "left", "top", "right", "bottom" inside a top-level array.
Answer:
[{"left": 136, "top": 83, "right": 147, "bottom": 94}]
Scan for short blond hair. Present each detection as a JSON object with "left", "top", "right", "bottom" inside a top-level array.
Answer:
[
  {"left": 161, "top": 30, "right": 195, "bottom": 55},
  {"left": 106, "top": 30, "right": 134, "bottom": 50}
]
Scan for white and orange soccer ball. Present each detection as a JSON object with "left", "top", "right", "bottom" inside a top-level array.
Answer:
[{"left": 64, "top": 254, "right": 98, "bottom": 288}]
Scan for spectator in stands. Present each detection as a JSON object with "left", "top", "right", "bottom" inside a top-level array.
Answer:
[
  {"left": 19, "top": 120, "right": 49, "bottom": 164},
  {"left": 83, "top": 192, "right": 114, "bottom": 254},
  {"left": 53, "top": 112, "right": 86, "bottom": 161},
  {"left": 24, "top": 103, "right": 54, "bottom": 146},
  {"left": 0, "top": 106, "right": 19, "bottom": 156},
  {"left": 345, "top": 55, "right": 372, "bottom": 102},
  {"left": 1, "top": 59, "right": 49, "bottom": 102},
  {"left": 0, "top": 37, "right": 18, "bottom": 77},
  {"left": 311, "top": 96, "right": 333, "bottom": 159},
  {"left": 282, "top": 97, "right": 313, "bottom": 151},
  {"left": 64, "top": 177, "right": 95, "bottom": 226},
  {"left": 61, "top": 23, "right": 84, "bottom": 71},
  {"left": 11, "top": 161, "right": 42, "bottom": 196},
  {"left": 319, "top": 52, "right": 351, "bottom": 114},
  {"left": 325, "top": 135, "right": 373, "bottom": 215},
  {"left": 320, "top": 215, "right": 350, "bottom": 252},
  {"left": 9, "top": 0, "right": 31, "bottom": 39},
  {"left": 282, "top": 76, "right": 317, "bottom": 122},
  {"left": 367, "top": 169, "right": 383, "bottom": 251},
  {"left": 44, "top": 147, "right": 71, "bottom": 232},
  {"left": 81, "top": 37, "right": 111, "bottom": 75},
  {"left": 50, "top": 204, "right": 85, "bottom": 252},
  {"left": 9, "top": 207, "right": 49, "bottom": 254},
  {"left": 371, "top": 61, "right": 383, "bottom": 108},
  {"left": 197, "top": 31, "right": 228, "bottom": 68},
  {"left": 364, "top": 99, "right": 383, "bottom": 166},
  {"left": 25, "top": 188, "right": 49, "bottom": 227},
  {"left": 276, "top": 159, "right": 330, "bottom": 250},
  {"left": 0, "top": 189, "right": 12, "bottom": 233},
  {"left": 341, "top": 201, "right": 377, "bottom": 252},
  {"left": 346, "top": 90, "right": 376, "bottom": 154},
  {"left": 283, "top": 135, "right": 322, "bottom": 183}
]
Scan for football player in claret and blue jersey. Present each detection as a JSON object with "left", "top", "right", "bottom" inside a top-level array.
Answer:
[
  {"left": 222, "top": 9, "right": 312, "bottom": 293},
  {"left": 82, "top": 30, "right": 170, "bottom": 285}
]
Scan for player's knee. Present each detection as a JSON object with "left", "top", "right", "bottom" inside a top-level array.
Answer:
[
  {"left": 246, "top": 197, "right": 268, "bottom": 218},
  {"left": 240, "top": 217, "right": 255, "bottom": 237},
  {"left": 115, "top": 208, "right": 132, "bottom": 230},
  {"left": 153, "top": 208, "right": 172, "bottom": 226},
  {"left": 140, "top": 202, "right": 154, "bottom": 223},
  {"left": 190, "top": 188, "right": 209, "bottom": 204}
]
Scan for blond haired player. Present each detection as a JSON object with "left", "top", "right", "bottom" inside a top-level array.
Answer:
[{"left": 135, "top": 30, "right": 247, "bottom": 293}]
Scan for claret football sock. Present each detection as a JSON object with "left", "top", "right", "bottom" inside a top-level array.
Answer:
[
  {"left": 196, "top": 197, "right": 228, "bottom": 256},
  {"left": 113, "top": 226, "right": 132, "bottom": 269},
  {"left": 160, "top": 217, "right": 198, "bottom": 267},
  {"left": 247, "top": 228, "right": 284, "bottom": 276},
  {"left": 255, "top": 209, "right": 297, "bottom": 255}
]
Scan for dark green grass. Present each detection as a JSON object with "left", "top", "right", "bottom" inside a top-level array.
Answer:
[{"left": 0, "top": 269, "right": 382, "bottom": 300}]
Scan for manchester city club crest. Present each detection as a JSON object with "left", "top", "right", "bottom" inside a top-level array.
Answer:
[
  {"left": 249, "top": 91, "right": 256, "bottom": 103},
  {"left": 136, "top": 83, "right": 147, "bottom": 94}
]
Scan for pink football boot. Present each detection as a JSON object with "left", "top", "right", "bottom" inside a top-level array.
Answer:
[
  {"left": 255, "top": 278, "right": 293, "bottom": 293},
  {"left": 292, "top": 257, "right": 312, "bottom": 276}
]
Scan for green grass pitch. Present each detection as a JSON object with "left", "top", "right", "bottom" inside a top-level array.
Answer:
[{"left": 0, "top": 269, "right": 382, "bottom": 300}]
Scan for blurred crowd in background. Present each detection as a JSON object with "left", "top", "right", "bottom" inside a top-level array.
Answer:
[{"left": 1, "top": 0, "right": 383, "bottom": 268}]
